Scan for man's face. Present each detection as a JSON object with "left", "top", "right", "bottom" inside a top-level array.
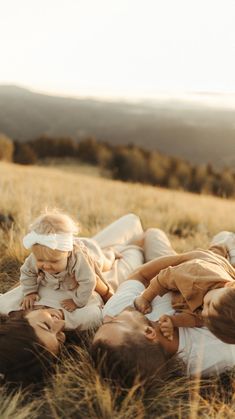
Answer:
[{"left": 93, "top": 307, "right": 150, "bottom": 346}]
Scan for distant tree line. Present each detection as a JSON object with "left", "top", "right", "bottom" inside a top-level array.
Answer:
[{"left": 1, "top": 133, "right": 235, "bottom": 199}]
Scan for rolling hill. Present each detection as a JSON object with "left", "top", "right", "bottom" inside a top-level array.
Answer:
[{"left": 1, "top": 85, "right": 235, "bottom": 167}]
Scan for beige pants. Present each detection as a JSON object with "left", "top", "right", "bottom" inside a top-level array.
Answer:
[{"left": 94, "top": 213, "right": 144, "bottom": 291}]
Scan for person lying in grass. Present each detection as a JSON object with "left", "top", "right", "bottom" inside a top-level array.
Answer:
[
  {"left": 0, "top": 308, "right": 65, "bottom": 386},
  {"left": 91, "top": 229, "right": 235, "bottom": 387},
  {"left": 133, "top": 234, "right": 235, "bottom": 343},
  {"left": 0, "top": 213, "right": 144, "bottom": 331},
  {"left": 0, "top": 213, "right": 145, "bottom": 386}
]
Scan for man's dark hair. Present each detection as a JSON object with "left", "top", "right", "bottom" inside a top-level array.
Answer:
[{"left": 91, "top": 333, "right": 175, "bottom": 389}]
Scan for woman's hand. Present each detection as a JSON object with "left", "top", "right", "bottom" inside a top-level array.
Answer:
[
  {"left": 61, "top": 299, "right": 78, "bottom": 312},
  {"left": 159, "top": 315, "right": 174, "bottom": 341},
  {"left": 134, "top": 295, "right": 152, "bottom": 314},
  {"left": 21, "top": 293, "right": 39, "bottom": 310}
]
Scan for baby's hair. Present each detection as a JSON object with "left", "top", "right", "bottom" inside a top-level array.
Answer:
[
  {"left": 29, "top": 209, "right": 79, "bottom": 235},
  {"left": 205, "top": 287, "right": 235, "bottom": 344}
]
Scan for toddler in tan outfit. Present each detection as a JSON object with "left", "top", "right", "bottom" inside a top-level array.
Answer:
[{"left": 133, "top": 240, "right": 235, "bottom": 343}]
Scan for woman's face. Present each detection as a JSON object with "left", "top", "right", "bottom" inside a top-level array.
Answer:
[{"left": 25, "top": 308, "right": 66, "bottom": 354}]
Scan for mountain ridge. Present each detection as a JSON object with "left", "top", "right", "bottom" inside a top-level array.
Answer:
[{"left": 0, "top": 85, "right": 235, "bottom": 167}]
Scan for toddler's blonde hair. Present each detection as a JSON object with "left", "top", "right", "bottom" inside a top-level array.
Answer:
[{"left": 29, "top": 209, "right": 79, "bottom": 235}]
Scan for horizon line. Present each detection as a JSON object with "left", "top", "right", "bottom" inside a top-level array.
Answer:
[{"left": 2, "top": 83, "right": 235, "bottom": 106}]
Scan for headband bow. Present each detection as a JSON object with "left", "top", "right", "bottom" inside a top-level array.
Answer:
[{"left": 23, "top": 231, "right": 73, "bottom": 251}]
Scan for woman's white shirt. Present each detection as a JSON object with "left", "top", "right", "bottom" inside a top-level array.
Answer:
[{"left": 103, "top": 280, "right": 235, "bottom": 377}]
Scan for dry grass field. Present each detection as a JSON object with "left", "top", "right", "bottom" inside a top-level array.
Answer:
[{"left": 1, "top": 161, "right": 235, "bottom": 418}]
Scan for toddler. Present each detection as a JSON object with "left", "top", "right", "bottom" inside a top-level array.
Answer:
[
  {"left": 21, "top": 211, "right": 114, "bottom": 312},
  {"left": 133, "top": 241, "right": 235, "bottom": 343}
]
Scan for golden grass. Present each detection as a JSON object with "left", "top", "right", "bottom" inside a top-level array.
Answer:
[{"left": 1, "top": 160, "right": 235, "bottom": 418}]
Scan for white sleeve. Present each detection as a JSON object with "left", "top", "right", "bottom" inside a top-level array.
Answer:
[
  {"left": 102, "top": 280, "right": 174, "bottom": 321},
  {"left": 102, "top": 280, "right": 144, "bottom": 317}
]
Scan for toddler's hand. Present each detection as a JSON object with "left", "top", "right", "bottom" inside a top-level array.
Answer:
[
  {"left": 102, "top": 287, "right": 114, "bottom": 303},
  {"left": 134, "top": 295, "right": 152, "bottom": 314},
  {"left": 159, "top": 315, "right": 174, "bottom": 341},
  {"left": 61, "top": 299, "right": 78, "bottom": 312},
  {"left": 21, "top": 293, "right": 39, "bottom": 310}
]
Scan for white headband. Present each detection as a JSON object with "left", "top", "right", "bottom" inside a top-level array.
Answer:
[{"left": 23, "top": 231, "right": 74, "bottom": 251}]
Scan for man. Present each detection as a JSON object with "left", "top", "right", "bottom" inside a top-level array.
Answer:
[{"left": 91, "top": 229, "right": 235, "bottom": 386}]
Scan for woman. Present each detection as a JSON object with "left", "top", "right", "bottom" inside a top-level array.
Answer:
[
  {"left": 0, "top": 213, "right": 144, "bottom": 329},
  {"left": 0, "top": 308, "right": 65, "bottom": 386},
  {"left": 0, "top": 214, "right": 145, "bottom": 385}
]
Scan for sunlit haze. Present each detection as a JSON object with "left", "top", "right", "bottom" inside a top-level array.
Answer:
[{"left": 1, "top": 0, "right": 235, "bottom": 100}]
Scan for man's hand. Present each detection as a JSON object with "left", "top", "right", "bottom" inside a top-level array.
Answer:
[
  {"left": 61, "top": 299, "right": 78, "bottom": 312},
  {"left": 21, "top": 293, "right": 39, "bottom": 310},
  {"left": 134, "top": 295, "right": 152, "bottom": 314},
  {"left": 159, "top": 315, "right": 174, "bottom": 341}
]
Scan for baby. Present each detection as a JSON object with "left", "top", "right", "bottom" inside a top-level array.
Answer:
[
  {"left": 20, "top": 210, "right": 114, "bottom": 312},
  {"left": 133, "top": 241, "right": 235, "bottom": 343}
]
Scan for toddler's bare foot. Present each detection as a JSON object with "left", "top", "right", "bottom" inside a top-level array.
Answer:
[{"left": 61, "top": 299, "right": 78, "bottom": 312}]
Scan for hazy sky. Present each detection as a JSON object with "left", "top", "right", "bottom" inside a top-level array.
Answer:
[{"left": 1, "top": 0, "right": 235, "bottom": 98}]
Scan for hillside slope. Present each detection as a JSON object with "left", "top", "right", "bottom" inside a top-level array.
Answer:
[
  {"left": 1, "top": 85, "right": 235, "bottom": 167},
  {"left": 1, "top": 161, "right": 235, "bottom": 418}
]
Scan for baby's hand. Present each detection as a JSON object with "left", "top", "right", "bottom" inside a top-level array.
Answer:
[
  {"left": 61, "top": 299, "right": 78, "bottom": 312},
  {"left": 159, "top": 315, "right": 174, "bottom": 341},
  {"left": 21, "top": 293, "right": 39, "bottom": 310},
  {"left": 134, "top": 295, "right": 152, "bottom": 314}
]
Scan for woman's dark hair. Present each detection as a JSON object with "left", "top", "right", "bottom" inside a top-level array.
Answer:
[
  {"left": 0, "top": 312, "right": 57, "bottom": 387},
  {"left": 91, "top": 333, "right": 177, "bottom": 389}
]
